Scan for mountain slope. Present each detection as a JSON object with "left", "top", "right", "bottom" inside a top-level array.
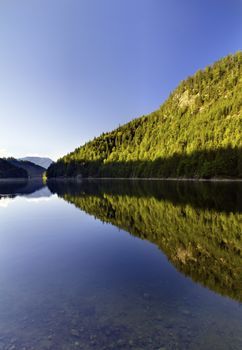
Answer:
[
  {"left": 9, "top": 159, "right": 45, "bottom": 178},
  {"left": 0, "top": 158, "right": 28, "bottom": 178},
  {"left": 20, "top": 157, "right": 53, "bottom": 169},
  {"left": 47, "top": 52, "right": 242, "bottom": 179}
]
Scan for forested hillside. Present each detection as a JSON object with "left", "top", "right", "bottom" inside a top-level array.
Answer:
[
  {"left": 0, "top": 158, "right": 45, "bottom": 179},
  {"left": 0, "top": 158, "right": 28, "bottom": 178},
  {"left": 9, "top": 159, "right": 45, "bottom": 178},
  {"left": 47, "top": 52, "right": 242, "bottom": 178}
]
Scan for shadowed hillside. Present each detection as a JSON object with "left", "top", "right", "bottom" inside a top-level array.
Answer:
[
  {"left": 47, "top": 147, "right": 242, "bottom": 179},
  {"left": 8, "top": 159, "right": 45, "bottom": 178},
  {"left": 0, "top": 158, "right": 28, "bottom": 179},
  {"left": 0, "top": 158, "right": 46, "bottom": 179}
]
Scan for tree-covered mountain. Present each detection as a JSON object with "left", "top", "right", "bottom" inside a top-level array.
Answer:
[
  {"left": 0, "top": 158, "right": 28, "bottom": 179},
  {"left": 0, "top": 158, "right": 45, "bottom": 178},
  {"left": 47, "top": 52, "right": 242, "bottom": 179},
  {"left": 9, "top": 159, "right": 45, "bottom": 178}
]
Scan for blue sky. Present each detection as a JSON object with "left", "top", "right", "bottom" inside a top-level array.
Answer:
[{"left": 0, "top": 0, "right": 241, "bottom": 160}]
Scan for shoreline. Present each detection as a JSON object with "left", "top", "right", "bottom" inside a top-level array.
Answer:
[
  {"left": 1, "top": 177, "right": 242, "bottom": 183},
  {"left": 0, "top": 178, "right": 28, "bottom": 182},
  {"left": 47, "top": 177, "right": 242, "bottom": 183},
  {"left": 0, "top": 178, "right": 42, "bottom": 182}
]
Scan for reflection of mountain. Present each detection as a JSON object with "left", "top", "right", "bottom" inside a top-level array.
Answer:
[
  {"left": 0, "top": 179, "right": 47, "bottom": 198},
  {"left": 48, "top": 179, "right": 242, "bottom": 213},
  {"left": 25, "top": 186, "right": 52, "bottom": 198},
  {"left": 48, "top": 180, "right": 242, "bottom": 302}
]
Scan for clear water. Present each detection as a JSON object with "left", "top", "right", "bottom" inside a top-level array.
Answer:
[{"left": 0, "top": 179, "right": 241, "bottom": 350}]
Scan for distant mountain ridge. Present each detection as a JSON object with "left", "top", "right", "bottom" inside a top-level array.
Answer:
[
  {"left": 20, "top": 157, "right": 53, "bottom": 169},
  {"left": 47, "top": 52, "right": 242, "bottom": 179}
]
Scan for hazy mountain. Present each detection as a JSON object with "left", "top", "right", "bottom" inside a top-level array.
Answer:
[
  {"left": 20, "top": 157, "right": 53, "bottom": 169},
  {"left": 47, "top": 52, "right": 242, "bottom": 179}
]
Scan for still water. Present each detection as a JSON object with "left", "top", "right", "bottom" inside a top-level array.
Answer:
[{"left": 0, "top": 179, "right": 241, "bottom": 350}]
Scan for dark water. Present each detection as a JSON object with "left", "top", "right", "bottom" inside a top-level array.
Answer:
[{"left": 0, "top": 180, "right": 241, "bottom": 350}]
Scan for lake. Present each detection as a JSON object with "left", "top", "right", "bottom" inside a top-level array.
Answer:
[{"left": 0, "top": 179, "right": 241, "bottom": 350}]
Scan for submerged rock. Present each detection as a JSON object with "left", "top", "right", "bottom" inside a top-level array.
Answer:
[
  {"left": 143, "top": 293, "right": 151, "bottom": 300},
  {"left": 70, "top": 329, "right": 80, "bottom": 337}
]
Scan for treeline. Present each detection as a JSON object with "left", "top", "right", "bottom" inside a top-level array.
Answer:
[
  {"left": 47, "top": 147, "right": 242, "bottom": 178},
  {"left": 47, "top": 52, "right": 242, "bottom": 179},
  {"left": 48, "top": 180, "right": 242, "bottom": 302}
]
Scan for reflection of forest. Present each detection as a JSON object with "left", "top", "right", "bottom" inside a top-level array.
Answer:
[{"left": 48, "top": 180, "right": 242, "bottom": 303}]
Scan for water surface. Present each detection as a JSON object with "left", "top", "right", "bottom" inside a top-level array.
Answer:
[{"left": 0, "top": 180, "right": 241, "bottom": 350}]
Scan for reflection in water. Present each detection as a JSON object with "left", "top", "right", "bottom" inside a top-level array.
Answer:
[
  {"left": 49, "top": 179, "right": 242, "bottom": 303},
  {"left": 0, "top": 179, "right": 46, "bottom": 197},
  {"left": 0, "top": 179, "right": 241, "bottom": 350}
]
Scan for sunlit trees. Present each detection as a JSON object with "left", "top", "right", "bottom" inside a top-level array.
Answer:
[{"left": 47, "top": 52, "right": 242, "bottom": 179}]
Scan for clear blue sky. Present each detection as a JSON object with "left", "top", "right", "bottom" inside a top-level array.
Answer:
[{"left": 0, "top": 0, "right": 241, "bottom": 160}]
